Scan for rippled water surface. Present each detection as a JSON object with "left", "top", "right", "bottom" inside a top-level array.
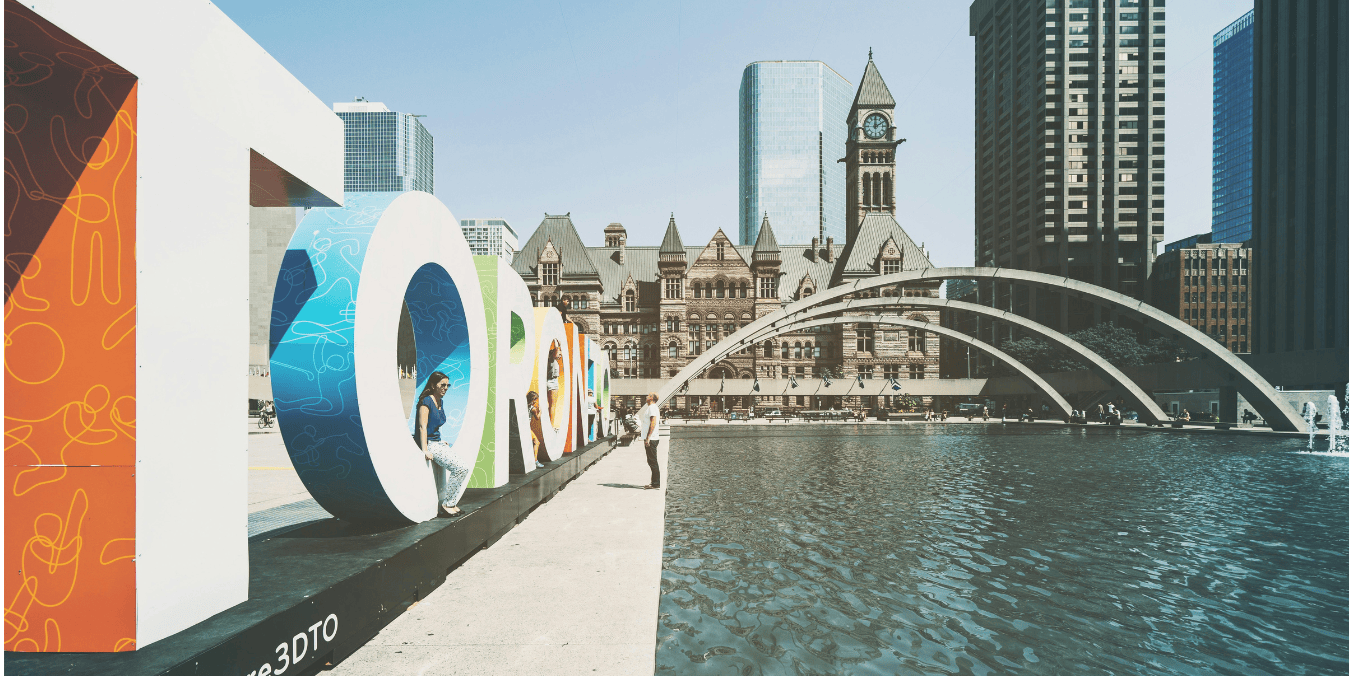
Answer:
[{"left": 656, "top": 425, "right": 1348, "bottom": 675}]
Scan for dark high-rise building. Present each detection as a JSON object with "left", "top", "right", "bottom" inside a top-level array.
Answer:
[
  {"left": 970, "top": 0, "right": 1166, "bottom": 333},
  {"left": 1251, "top": 0, "right": 1348, "bottom": 355},
  {"left": 1211, "top": 11, "right": 1255, "bottom": 244}
]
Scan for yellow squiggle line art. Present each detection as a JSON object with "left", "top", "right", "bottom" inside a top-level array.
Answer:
[
  {"left": 3, "top": 321, "right": 65, "bottom": 385},
  {"left": 4, "top": 489, "right": 88, "bottom": 650},
  {"left": 43, "top": 618, "right": 60, "bottom": 652},
  {"left": 109, "top": 395, "right": 136, "bottom": 441},
  {"left": 98, "top": 538, "right": 134, "bottom": 565},
  {"left": 63, "top": 107, "right": 134, "bottom": 308},
  {"left": 107, "top": 109, "right": 134, "bottom": 307},
  {"left": 6, "top": 385, "right": 121, "bottom": 496},
  {"left": 113, "top": 637, "right": 135, "bottom": 652},
  {"left": 4, "top": 253, "right": 51, "bottom": 313},
  {"left": 101, "top": 303, "right": 135, "bottom": 350}
]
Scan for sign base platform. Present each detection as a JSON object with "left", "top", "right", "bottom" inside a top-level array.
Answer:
[{"left": 4, "top": 437, "right": 615, "bottom": 675}]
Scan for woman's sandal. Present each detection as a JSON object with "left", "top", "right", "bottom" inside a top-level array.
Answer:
[
  {"left": 440, "top": 505, "right": 463, "bottom": 517},
  {"left": 642, "top": 484, "right": 660, "bottom": 490}
]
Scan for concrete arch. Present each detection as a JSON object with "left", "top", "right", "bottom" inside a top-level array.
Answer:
[
  {"left": 658, "top": 267, "right": 1305, "bottom": 431},
  {"left": 754, "top": 297, "right": 1166, "bottom": 423},
  {"left": 744, "top": 315, "right": 1074, "bottom": 419}
]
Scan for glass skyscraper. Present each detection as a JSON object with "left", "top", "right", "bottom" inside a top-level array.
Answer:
[
  {"left": 333, "top": 98, "right": 434, "bottom": 193},
  {"left": 739, "top": 61, "right": 852, "bottom": 246},
  {"left": 1211, "top": 11, "right": 1254, "bottom": 243}
]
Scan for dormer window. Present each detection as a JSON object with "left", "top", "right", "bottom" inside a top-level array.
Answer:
[
  {"left": 883, "top": 259, "right": 900, "bottom": 275},
  {"left": 541, "top": 262, "right": 559, "bottom": 286},
  {"left": 624, "top": 290, "right": 636, "bottom": 313}
]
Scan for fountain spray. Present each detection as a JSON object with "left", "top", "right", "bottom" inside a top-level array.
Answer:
[
  {"left": 1330, "top": 392, "right": 1349, "bottom": 454},
  {"left": 1304, "top": 401, "right": 1318, "bottom": 451}
]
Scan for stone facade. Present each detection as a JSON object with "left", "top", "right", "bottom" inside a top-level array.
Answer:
[{"left": 511, "top": 57, "right": 944, "bottom": 412}]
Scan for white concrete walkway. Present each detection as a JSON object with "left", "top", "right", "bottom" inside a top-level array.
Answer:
[{"left": 330, "top": 428, "right": 670, "bottom": 676}]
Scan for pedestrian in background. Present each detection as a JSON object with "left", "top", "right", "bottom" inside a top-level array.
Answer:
[
  {"left": 527, "top": 390, "right": 545, "bottom": 469},
  {"left": 545, "top": 345, "right": 560, "bottom": 420},
  {"left": 641, "top": 392, "right": 662, "bottom": 490}
]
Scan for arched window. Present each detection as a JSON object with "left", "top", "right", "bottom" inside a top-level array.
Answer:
[
  {"left": 716, "top": 281, "right": 725, "bottom": 298},
  {"left": 668, "top": 342, "right": 679, "bottom": 358},
  {"left": 624, "top": 290, "right": 635, "bottom": 312},
  {"left": 863, "top": 172, "right": 872, "bottom": 206},
  {"left": 705, "top": 283, "right": 712, "bottom": 298},
  {"left": 794, "top": 342, "right": 803, "bottom": 359},
  {"left": 781, "top": 343, "right": 790, "bottom": 359},
  {"left": 691, "top": 281, "right": 701, "bottom": 298},
  {"left": 872, "top": 173, "right": 882, "bottom": 206},
  {"left": 803, "top": 287, "right": 813, "bottom": 297},
  {"left": 808, "top": 341, "right": 818, "bottom": 358},
  {"left": 763, "top": 342, "right": 774, "bottom": 358},
  {"left": 883, "top": 173, "right": 892, "bottom": 206},
  {"left": 740, "top": 282, "right": 748, "bottom": 298}
]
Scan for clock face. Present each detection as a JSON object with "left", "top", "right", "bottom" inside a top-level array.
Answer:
[{"left": 863, "top": 113, "right": 888, "bottom": 139}]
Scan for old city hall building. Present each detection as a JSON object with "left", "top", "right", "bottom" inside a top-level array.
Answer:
[{"left": 512, "top": 56, "right": 941, "bottom": 412}]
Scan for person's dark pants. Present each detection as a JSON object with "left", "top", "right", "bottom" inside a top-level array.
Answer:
[{"left": 644, "top": 439, "right": 661, "bottom": 487}]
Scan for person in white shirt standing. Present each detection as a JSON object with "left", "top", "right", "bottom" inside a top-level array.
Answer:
[
  {"left": 586, "top": 389, "right": 598, "bottom": 440},
  {"left": 642, "top": 392, "right": 662, "bottom": 489}
]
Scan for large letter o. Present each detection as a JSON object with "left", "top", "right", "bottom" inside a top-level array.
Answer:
[
  {"left": 530, "top": 307, "right": 570, "bottom": 461},
  {"left": 269, "top": 192, "right": 487, "bottom": 523}
]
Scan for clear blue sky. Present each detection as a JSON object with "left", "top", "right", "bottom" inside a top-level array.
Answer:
[{"left": 216, "top": 0, "right": 1252, "bottom": 266}]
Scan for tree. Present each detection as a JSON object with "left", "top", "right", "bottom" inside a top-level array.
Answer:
[{"left": 983, "top": 323, "right": 1183, "bottom": 376}]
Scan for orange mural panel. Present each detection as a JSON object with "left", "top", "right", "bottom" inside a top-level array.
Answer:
[
  {"left": 5, "top": 1, "right": 138, "bottom": 651},
  {"left": 563, "top": 324, "right": 578, "bottom": 454},
  {"left": 3, "top": 466, "right": 136, "bottom": 653}
]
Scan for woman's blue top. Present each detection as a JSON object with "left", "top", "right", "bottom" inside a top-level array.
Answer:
[{"left": 419, "top": 395, "right": 447, "bottom": 442}]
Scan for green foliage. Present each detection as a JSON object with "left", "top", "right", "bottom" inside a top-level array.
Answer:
[{"left": 984, "top": 323, "right": 1183, "bottom": 376}]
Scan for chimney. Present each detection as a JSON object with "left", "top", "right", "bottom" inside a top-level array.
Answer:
[
  {"left": 618, "top": 236, "right": 625, "bottom": 265},
  {"left": 825, "top": 237, "right": 834, "bottom": 262},
  {"left": 810, "top": 237, "right": 819, "bottom": 262}
]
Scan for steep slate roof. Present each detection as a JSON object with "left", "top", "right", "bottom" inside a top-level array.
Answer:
[
  {"left": 590, "top": 247, "right": 661, "bottom": 307},
  {"left": 752, "top": 214, "right": 780, "bottom": 254},
  {"left": 517, "top": 211, "right": 926, "bottom": 309},
  {"left": 512, "top": 214, "right": 600, "bottom": 280},
  {"left": 659, "top": 215, "right": 685, "bottom": 254},
  {"left": 851, "top": 56, "right": 895, "bottom": 109},
  {"left": 831, "top": 213, "right": 931, "bottom": 285},
  {"left": 778, "top": 244, "right": 841, "bottom": 302}
]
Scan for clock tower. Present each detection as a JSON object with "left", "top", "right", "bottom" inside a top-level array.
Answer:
[{"left": 845, "top": 51, "right": 903, "bottom": 246}]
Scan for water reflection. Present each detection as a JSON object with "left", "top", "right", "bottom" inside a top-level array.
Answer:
[{"left": 656, "top": 425, "right": 1348, "bottom": 675}]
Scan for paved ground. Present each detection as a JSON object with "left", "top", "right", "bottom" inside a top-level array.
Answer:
[
  {"left": 246, "top": 422, "right": 315, "bottom": 514},
  {"left": 327, "top": 429, "right": 669, "bottom": 676}
]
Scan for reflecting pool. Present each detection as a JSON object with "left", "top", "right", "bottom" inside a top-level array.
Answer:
[{"left": 656, "top": 425, "right": 1348, "bottom": 675}]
